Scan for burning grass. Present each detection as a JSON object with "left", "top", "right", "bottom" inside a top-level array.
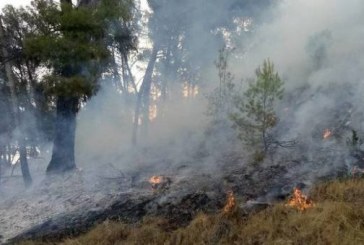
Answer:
[
  {"left": 17, "top": 178, "right": 364, "bottom": 245},
  {"left": 223, "top": 191, "right": 236, "bottom": 213},
  {"left": 286, "top": 188, "right": 314, "bottom": 211}
]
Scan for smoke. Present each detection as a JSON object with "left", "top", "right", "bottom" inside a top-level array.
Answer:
[
  {"left": 75, "top": 0, "right": 274, "bottom": 176},
  {"left": 231, "top": 0, "right": 364, "bottom": 183},
  {"left": 74, "top": 0, "right": 364, "bottom": 185},
  {"left": 234, "top": 0, "right": 364, "bottom": 85},
  {"left": 3, "top": 1, "right": 364, "bottom": 241}
]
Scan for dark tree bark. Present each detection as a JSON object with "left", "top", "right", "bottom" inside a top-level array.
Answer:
[
  {"left": 46, "top": 0, "right": 80, "bottom": 175},
  {"left": 46, "top": 96, "right": 78, "bottom": 174},
  {"left": 19, "top": 143, "right": 32, "bottom": 185}
]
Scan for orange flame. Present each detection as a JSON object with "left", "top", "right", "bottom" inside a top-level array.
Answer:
[
  {"left": 149, "top": 175, "right": 171, "bottom": 191},
  {"left": 323, "top": 129, "right": 332, "bottom": 139},
  {"left": 286, "top": 188, "right": 314, "bottom": 211},
  {"left": 223, "top": 191, "right": 236, "bottom": 213},
  {"left": 149, "top": 176, "right": 163, "bottom": 185}
]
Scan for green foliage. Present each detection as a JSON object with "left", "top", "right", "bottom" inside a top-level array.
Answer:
[
  {"left": 23, "top": 0, "right": 134, "bottom": 98},
  {"left": 231, "top": 59, "right": 284, "bottom": 156}
]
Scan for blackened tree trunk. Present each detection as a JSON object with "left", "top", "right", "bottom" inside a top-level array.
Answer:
[{"left": 46, "top": 96, "right": 78, "bottom": 174}]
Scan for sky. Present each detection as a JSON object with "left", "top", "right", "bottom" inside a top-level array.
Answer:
[
  {"left": 1, "top": 0, "right": 31, "bottom": 9},
  {"left": 0, "top": 0, "right": 149, "bottom": 10},
  {"left": 0, "top": 0, "right": 82, "bottom": 9}
]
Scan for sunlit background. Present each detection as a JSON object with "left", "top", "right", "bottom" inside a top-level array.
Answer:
[
  {"left": 0, "top": 0, "right": 81, "bottom": 9},
  {"left": 1, "top": 0, "right": 34, "bottom": 8}
]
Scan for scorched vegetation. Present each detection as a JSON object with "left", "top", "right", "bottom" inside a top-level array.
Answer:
[
  {"left": 17, "top": 177, "right": 364, "bottom": 245},
  {"left": 1, "top": 0, "right": 364, "bottom": 244}
]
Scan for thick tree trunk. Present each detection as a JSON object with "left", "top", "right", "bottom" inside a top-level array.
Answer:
[
  {"left": 131, "top": 45, "right": 159, "bottom": 145},
  {"left": 46, "top": 96, "right": 78, "bottom": 174}
]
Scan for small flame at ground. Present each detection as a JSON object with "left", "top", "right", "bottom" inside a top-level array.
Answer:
[
  {"left": 149, "top": 175, "right": 171, "bottom": 191},
  {"left": 323, "top": 129, "right": 332, "bottom": 139},
  {"left": 223, "top": 191, "right": 236, "bottom": 213},
  {"left": 149, "top": 176, "right": 163, "bottom": 185},
  {"left": 286, "top": 188, "right": 314, "bottom": 211}
]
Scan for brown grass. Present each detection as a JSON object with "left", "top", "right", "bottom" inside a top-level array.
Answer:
[{"left": 18, "top": 177, "right": 364, "bottom": 245}]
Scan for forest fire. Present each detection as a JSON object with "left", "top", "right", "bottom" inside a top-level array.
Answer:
[
  {"left": 286, "top": 188, "right": 314, "bottom": 211},
  {"left": 323, "top": 129, "right": 332, "bottom": 139},
  {"left": 223, "top": 191, "right": 236, "bottom": 213},
  {"left": 149, "top": 175, "right": 171, "bottom": 190}
]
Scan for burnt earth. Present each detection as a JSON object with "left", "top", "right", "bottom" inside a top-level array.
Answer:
[
  {"left": 6, "top": 163, "right": 288, "bottom": 244},
  {"left": 7, "top": 155, "right": 349, "bottom": 244}
]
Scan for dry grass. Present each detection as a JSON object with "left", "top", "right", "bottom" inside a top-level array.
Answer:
[{"left": 18, "top": 177, "right": 364, "bottom": 245}]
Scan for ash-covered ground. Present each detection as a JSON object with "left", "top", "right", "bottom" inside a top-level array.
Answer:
[
  {"left": 0, "top": 145, "right": 355, "bottom": 244},
  {"left": 0, "top": 151, "right": 268, "bottom": 243},
  {"left": 0, "top": 161, "right": 125, "bottom": 243}
]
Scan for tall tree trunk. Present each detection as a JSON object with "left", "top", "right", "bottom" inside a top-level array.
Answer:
[
  {"left": 122, "top": 53, "right": 137, "bottom": 94},
  {"left": 0, "top": 15, "right": 32, "bottom": 186},
  {"left": 46, "top": 96, "right": 78, "bottom": 174},
  {"left": 46, "top": 0, "right": 79, "bottom": 175},
  {"left": 131, "top": 45, "right": 159, "bottom": 145}
]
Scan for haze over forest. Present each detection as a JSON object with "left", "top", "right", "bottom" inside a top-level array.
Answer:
[{"left": 1, "top": 0, "right": 364, "bottom": 244}]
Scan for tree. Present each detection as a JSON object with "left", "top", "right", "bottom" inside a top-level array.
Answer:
[
  {"left": 207, "top": 47, "right": 236, "bottom": 121},
  {"left": 129, "top": 0, "right": 278, "bottom": 146},
  {"left": 132, "top": 44, "right": 160, "bottom": 145},
  {"left": 24, "top": 0, "right": 134, "bottom": 174},
  {"left": 1, "top": 4, "right": 55, "bottom": 144},
  {"left": 231, "top": 59, "right": 284, "bottom": 159},
  {"left": 0, "top": 14, "right": 32, "bottom": 186}
]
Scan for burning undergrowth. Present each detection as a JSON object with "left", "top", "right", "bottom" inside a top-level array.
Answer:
[
  {"left": 4, "top": 80, "right": 364, "bottom": 244},
  {"left": 286, "top": 188, "right": 314, "bottom": 211},
  {"left": 15, "top": 177, "right": 364, "bottom": 245},
  {"left": 3, "top": 0, "right": 364, "bottom": 244}
]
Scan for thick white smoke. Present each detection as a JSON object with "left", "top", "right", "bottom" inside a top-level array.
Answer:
[{"left": 75, "top": 0, "right": 364, "bottom": 181}]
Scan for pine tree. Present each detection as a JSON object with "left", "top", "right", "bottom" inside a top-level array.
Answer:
[
  {"left": 231, "top": 59, "right": 284, "bottom": 160},
  {"left": 24, "top": 0, "right": 134, "bottom": 174}
]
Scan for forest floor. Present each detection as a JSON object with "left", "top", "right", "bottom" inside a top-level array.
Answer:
[
  {"left": 0, "top": 152, "right": 291, "bottom": 244},
  {"left": 16, "top": 177, "right": 364, "bottom": 245},
  {"left": 0, "top": 159, "right": 135, "bottom": 244},
  {"left": 0, "top": 149, "right": 355, "bottom": 245}
]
